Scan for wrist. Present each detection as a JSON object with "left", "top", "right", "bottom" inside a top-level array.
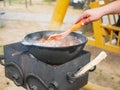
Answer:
[{"left": 98, "top": 7, "right": 107, "bottom": 16}]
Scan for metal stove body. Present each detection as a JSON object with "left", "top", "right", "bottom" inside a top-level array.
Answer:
[{"left": 4, "top": 42, "right": 90, "bottom": 90}]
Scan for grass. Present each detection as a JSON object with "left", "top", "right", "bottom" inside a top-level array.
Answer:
[
  {"left": 0, "top": 46, "right": 3, "bottom": 54},
  {"left": 43, "top": 0, "right": 56, "bottom": 5},
  {"left": 4, "top": 0, "right": 55, "bottom": 4},
  {"left": 0, "top": 24, "right": 5, "bottom": 28},
  {"left": 4, "top": 0, "right": 27, "bottom": 4},
  {"left": 43, "top": 0, "right": 55, "bottom": 2}
]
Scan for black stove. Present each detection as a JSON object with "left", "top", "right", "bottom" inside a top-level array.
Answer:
[{"left": 3, "top": 42, "right": 91, "bottom": 90}]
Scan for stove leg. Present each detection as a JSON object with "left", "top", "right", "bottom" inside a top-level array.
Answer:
[{"left": 82, "top": 82, "right": 113, "bottom": 90}]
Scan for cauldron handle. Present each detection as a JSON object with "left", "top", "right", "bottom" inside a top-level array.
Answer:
[
  {"left": 66, "top": 51, "right": 107, "bottom": 83},
  {"left": 74, "top": 51, "right": 107, "bottom": 78}
]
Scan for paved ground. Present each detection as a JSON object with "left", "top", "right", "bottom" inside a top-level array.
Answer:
[{"left": 1, "top": 11, "right": 78, "bottom": 23}]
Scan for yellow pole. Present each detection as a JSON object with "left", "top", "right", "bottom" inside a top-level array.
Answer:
[{"left": 48, "top": 0, "right": 70, "bottom": 30}]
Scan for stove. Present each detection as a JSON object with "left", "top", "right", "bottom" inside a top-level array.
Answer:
[{"left": 3, "top": 42, "right": 91, "bottom": 90}]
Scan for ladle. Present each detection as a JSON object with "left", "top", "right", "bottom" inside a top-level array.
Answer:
[{"left": 48, "top": 20, "right": 84, "bottom": 40}]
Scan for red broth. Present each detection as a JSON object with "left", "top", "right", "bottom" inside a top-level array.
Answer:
[{"left": 39, "top": 35, "right": 81, "bottom": 47}]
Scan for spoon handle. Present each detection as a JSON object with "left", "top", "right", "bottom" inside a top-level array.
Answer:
[{"left": 70, "top": 20, "right": 84, "bottom": 32}]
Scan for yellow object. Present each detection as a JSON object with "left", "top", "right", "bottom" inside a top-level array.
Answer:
[
  {"left": 82, "top": 82, "right": 113, "bottom": 90},
  {"left": 87, "top": 1, "right": 120, "bottom": 54},
  {"left": 48, "top": 0, "right": 70, "bottom": 30}
]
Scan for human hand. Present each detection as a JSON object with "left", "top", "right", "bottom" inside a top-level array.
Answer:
[{"left": 75, "top": 8, "right": 104, "bottom": 24}]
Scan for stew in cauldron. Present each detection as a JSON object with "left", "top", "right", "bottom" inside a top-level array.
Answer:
[{"left": 38, "top": 35, "right": 81, "bottom": 47}]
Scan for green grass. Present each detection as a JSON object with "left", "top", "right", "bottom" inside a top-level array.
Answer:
[
  {"left": 0, "top": 46, "right": 3, "bottom": 54},
  {"left": 43, "top": 0, "right": 55, "bottom": 2},
  {"left": 5, "top": 0, "right": 25, "bottom": 4},
  {"left": 43, "top": 0, "right": 56, "bottom": 4},
  {"left": 4, "top": 0, "right": 55, "bottom": 4},
  {"left": 0, "top": 25, "right": 5, "bottom": 28}
]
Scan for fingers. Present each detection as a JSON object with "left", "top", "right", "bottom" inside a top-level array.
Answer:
[
  {"left": 75, "top": 14, "right": 87, "bottom": 24},
  {"left": 83, "top": 18, "right": 91, "bottom": 24},
  {"left": 75, "top": 12, "right": 91, "bottom": 25},
  {"left": 75, "top": 17, "right": 91, "bottom": 25}
]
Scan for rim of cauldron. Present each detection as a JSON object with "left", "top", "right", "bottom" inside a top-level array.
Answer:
[{"left": 21, "top": 30, "right": 88, "bottom": 49}]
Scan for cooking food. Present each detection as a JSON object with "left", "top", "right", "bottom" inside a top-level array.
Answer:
[{"left": 38, "top": 35, "right": 81, "bottom": 47}]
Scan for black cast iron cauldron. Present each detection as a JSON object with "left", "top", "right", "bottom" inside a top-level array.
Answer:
[{"left": 21, "top": 30, "right": 88, "bottom": 65}]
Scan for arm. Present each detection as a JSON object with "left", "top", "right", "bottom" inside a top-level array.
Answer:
[
  {"left": 101, "top": 0, "right": 120, "bottom": 15},
  {"left": 75, "top": 0, "right": 120, "bottom": 24}
]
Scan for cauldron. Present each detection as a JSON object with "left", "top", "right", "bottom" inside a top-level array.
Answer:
[{"left": 21, "top": 30, "right": 87, "bottom": 65}]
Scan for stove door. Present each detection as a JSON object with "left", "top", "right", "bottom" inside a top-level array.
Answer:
[
  {"left": 26, "top": 74, "right": 49, "bottom": 90},
  {"left": 5, "top": 62, "right": 24, "bottom": 86}
]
